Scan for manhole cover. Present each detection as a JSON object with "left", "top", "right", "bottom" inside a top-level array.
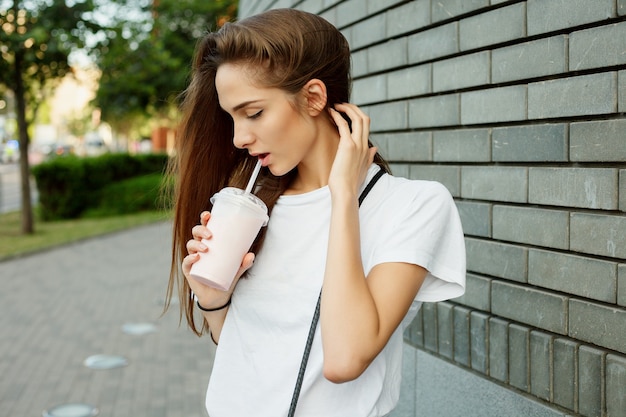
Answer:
[
  {"left": 121, "top": 322, "right": 158, "bottom": 335},
  {"left": 83, "top": 354, "right": 128, "bottom": 370},
  {"left": 43, "top": 403, "right": 99, "bottom": 417}
]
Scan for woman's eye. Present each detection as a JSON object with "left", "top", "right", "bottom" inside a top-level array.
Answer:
[{"left": 247, "top": 110, "right": 263, "bottom": 120}]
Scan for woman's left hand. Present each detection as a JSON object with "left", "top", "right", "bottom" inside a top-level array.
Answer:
[{"left": 327, "top": 103, "right": 378, "bottom": 199}]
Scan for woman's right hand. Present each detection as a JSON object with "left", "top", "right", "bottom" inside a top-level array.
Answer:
[{"left": 182, "top": 211, "right": 255, "bottom": 310}]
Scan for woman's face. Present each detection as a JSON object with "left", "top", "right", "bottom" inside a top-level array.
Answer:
[{"left": 215, "top": 63, "right": 318, "bottom": 177}]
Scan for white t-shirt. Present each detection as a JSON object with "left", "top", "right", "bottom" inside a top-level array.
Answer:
[{"left": 205, "top": 165, "right": 466, "bottom": 417}]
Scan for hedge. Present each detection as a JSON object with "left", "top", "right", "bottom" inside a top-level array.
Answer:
[
  {"left": 83, "top": 173, "right": 165, "bottom": 218},
  {"left": 32, "top": 153, "right": 169, "bottom": 220}
]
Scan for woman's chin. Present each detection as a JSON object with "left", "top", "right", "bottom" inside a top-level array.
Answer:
[{"left": 267, "top": 164, "right": 293, "bottom": 178}]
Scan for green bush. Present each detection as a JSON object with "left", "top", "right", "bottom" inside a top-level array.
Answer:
[
  {"left": 32, "top": 156, "right": 88, "bottom": 220},
  {"left": 83, "top": 173, "right": 165, "bottom": 217},
  {"left": 32, "top": 153, "right": 169, "bottom": 220}
]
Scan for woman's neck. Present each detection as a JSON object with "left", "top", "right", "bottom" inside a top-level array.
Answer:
[{"left": 285, "top": 121, "right": 340, "bottom": 195}]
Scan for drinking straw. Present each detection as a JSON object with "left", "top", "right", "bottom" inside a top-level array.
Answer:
[{"left": 245, "top": 159, "right": 262, "bottom": 194}]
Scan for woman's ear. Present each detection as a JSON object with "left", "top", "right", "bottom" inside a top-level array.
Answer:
[{"left": 302, "top": 79, "right": 328, "bottom": 116}]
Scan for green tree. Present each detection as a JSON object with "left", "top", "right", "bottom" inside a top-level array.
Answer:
[
  {"left": 0, "top": 0, "right": 100, "bottom": 233},
  {"left": 93, "top": 0, "right": 237, "bottom": 140}
]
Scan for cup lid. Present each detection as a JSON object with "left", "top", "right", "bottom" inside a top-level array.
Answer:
[{"left": 211, "top": 187, "right": 269, "bottom": 218}]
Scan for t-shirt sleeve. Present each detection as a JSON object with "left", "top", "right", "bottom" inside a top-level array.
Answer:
[{"left": 371, "top": 181, "right": 466, "bottom": 303}]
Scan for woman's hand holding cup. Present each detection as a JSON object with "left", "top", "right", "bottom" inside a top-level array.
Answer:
[{"left": 182, "top": 210, "right": 255, "bottom": 309}]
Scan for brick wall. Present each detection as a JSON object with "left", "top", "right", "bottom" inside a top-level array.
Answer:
[{"left": 238, "top": 1, "right": 626, "bottom": 416}]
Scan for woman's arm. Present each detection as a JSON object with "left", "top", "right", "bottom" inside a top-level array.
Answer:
[
  {"left": 320, "top": 191, "right": 426, "bottom": 383},
  {"left": 323, "top": 103, "right": 427, "bottom": 383}
]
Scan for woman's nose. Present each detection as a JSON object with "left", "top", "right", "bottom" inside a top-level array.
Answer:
[{"left": 233, "top": 123, "right": 253, "bottom": 150}]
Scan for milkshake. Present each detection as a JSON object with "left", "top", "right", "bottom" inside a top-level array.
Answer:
[{"left": 190, "top": 162, "right": 269, "bottom": 291}]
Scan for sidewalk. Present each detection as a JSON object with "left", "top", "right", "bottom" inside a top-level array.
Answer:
[{"left": 0, "top": 222, "right": 214, "bottom": 417}]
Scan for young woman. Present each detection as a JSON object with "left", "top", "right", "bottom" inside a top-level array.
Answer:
[{"left": 166, "top": 8, "right": 465, "bottom": 417}]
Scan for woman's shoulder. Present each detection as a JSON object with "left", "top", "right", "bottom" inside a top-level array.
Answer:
[{"left": 377, "top": 172, "right": 453, "bottom": 207}]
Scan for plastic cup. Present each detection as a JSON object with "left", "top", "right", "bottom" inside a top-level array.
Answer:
[{"left": 189, "top": 187, "right": 269, "bottom": 291}]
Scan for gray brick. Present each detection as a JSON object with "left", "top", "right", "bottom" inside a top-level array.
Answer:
[
  {"left": 529, "top": 168, "right": 619, "bottom": 210},
  {"left": 461, "top": 166, "right": 528, "bottom": 203},
  {"left": 492, "top": 36, "right": 568, "bottom": 83},
  {"left": 387, "top": 65, "right": 431, "bottom": 100},
  {"left": 527, "top": 0, "right": 615, "bottom": 36},
  {"left": 571, "top": 213, "right": 626, "bottom": 259},
  {"left": 433, "top": 128, "right": 491, "bottom": 162},
  {"left": 351, "top": 50, "right": 368, "bottom": 78},
  {"left": 553, "top": 338, "right": 578, "bottom": 410},
  {"left": 456, "top": 201, "right": 492, "bottom": 238},
  {"left": 530, "top": 331, "right": 552, "bottom": 401},
  {"left": 529, "top": 249, "right": 617, "bottom": 303},
  {"left": 455, "top": 273, "right": 491, "bottom": 311},
  {"left": 437, "top": 302, "right": 454, "bottom": 359},
  {"left": 367, "top": 101, "right": 407, "bottom": 131},
  {"left": 272, "top": 0, "right": 292, "bottom": 9},
  {"left": 453, "top": 305, "right": 471, "bottom": 367},
  {"left": 409, "top": 94, "right": 460, "bottom": 128},
  {"left": 432, "top": 0, "right": 488, "bottom": 21},
  {"left": 422, "top": 302, "right": 438, "bottom": 352},
  {"left": 369, "top": 133, "right": 389, "bottom": 158},
  {"left": 578, "top": 345, "right": 605, "bottom": 417},
  {"left": 410, "top": 165, "right": 460, "bottom": 196},
  {"left": 571, "top": 119, "right": 626, "bottom": 162},
  {"left": 509, "top": 324, "right": 530, "bottom": 392},
  {"left": 620, "top": 0, "right": 626, "bottom": 15},
  {"left": 617, "top": 71, "right": 626, "bottom": 113},
  {"left": 351, "top": 13, "right": 386, "bottom": 49},
  {"left": 319, "top": 6, "right": 337, "bottom": 26},
  {"left": 352, "top": 74, "right": 386, "bottom": 105},
  {"left": 493, "top": 123, "right": 568, "bottom": 162},
  {"left": 461, "top": 86, "right": 527, "bottom": 124},
  {"left": 460, "top": 3, "right": 526, "bottom": 51},
  {"left": 493, "top": 206, "right": 569, "bottom": 249},
  {"left": 238, "top": 0, "right": 257, "bottom": 17},
  {"left": 465, "top": 238, "right": 528, "bottom": 282},
  {"left": 433, "top": 51, "right": 490, "bottom": 92},
  {"left": 570, "top": 299, "right": 626, "bottom": 354},
  {"left": 408, "top": 22, "right": 458, "bottom": 64},
  {"left": 489, "top": 317, "right": 509, "bottom": 382},
  {"left": 528, "top": 72, "right": 618, "bottom": 119},
  {"left": 367, "top": 38, "right": 407, "bottom": 73},
  {"left": 570, "top": 21, "right": 626, "bottom": 70},
  {"left": 299, "top": 0, "right": 325, "bottom": 14},
  {"left": 618, "top": 169, "right": 626, "bottom": 211},
  {"left": 405, "top": 307, "right": 424, "bottom": 347},
  {"left": 470, "top": 311, "right": 489, "bottom": 373},
  {"left": 336, "top": 0, "right": 368, "bottom": 26},
  {"left": 390, "top": 163, "right": 409, "bottom": 179},
  {"left": 492, "top": 281, "right": 568, "bottom": 334},
  {"left": 386, "top": 0, "right": 430, "bottom": 37},
  {"left": 379, "top": 131, "right": 432, "bottom": 162},
  {"left": 606, "top": 354, "right": 626, "bottom": 417},
  {"left": 367, "top": 0, "right": 405, "bottom": 14},
  {"left": 617, "top": 264, "right": 626, "bottom": 307},
  {"left": 340, "top": 27, "right": 352, "bottom": 48}
]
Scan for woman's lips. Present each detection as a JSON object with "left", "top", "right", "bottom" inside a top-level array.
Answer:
[{"left": 258, "top": 153, "right": 270, "bottom": 167}]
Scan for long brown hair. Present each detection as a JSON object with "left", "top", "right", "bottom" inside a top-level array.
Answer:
[{"left": 165, "top": 8, "right": 389, "bottom": 335}]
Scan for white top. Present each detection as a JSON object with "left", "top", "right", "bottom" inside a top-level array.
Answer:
[{"left": 205, "top": 165, "right": 466, "bottom": 417}]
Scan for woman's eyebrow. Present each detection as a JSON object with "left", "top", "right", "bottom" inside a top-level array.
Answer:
[{"left": 232, "top": 99, "right": 263, "bottom": 112}]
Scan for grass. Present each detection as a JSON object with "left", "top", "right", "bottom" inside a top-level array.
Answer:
[{"left": 0, "top": 209, "right": 170, "bottom": 261}]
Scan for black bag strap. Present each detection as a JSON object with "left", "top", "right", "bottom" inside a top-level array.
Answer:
[{"left": 288, "top": 167, "right": 385, "bottom": 417}]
